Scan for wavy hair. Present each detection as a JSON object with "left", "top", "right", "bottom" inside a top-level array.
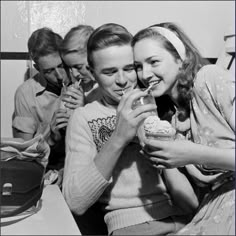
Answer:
[
  {"left": 132, "top": 22, "right": 209, "bottom": 121},
  {"left": 87, "top": 23, "right": 133, "bottom": 68}
]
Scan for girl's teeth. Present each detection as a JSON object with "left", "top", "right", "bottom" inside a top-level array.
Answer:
[{"left": 150, "top": 81, "right": 160, "bottom": 86}]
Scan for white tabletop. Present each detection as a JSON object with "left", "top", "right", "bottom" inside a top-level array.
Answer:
[{"left": 1, "top": 185, "right": 81, "bottom": 235}]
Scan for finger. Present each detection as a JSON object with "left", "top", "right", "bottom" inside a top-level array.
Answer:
[
  {"left": 63, "top": 97, "right": 84, "bottom": 106},
  {"left": 65, "top": 102, "right": 83, "bottom": 109},
  {"left": 56, "top": 122, "right": 68, "bottom": 130},
  {"left": 132, "top": 104, "right": 157, "bottom": 118},
  {"left": 153, "top": 164, "right": 160, "bottom": 169},
  {"left": 67, "top": 85, "right": 82, "bottom": 92},
  {"left": 143, "top": 138, "right": 168, "bottom": 150},
  {"left": 126, "top": 89, "right": 149, "bottom": 110},
  {"left": 139, "top": 149, "right": 150, "bottom": 158},
  {"left": 150, "top": 157, "right": 163, "bottom": 164},
  {"left": 56, "top": 111, "right": 70, "bottom": 118},
  {"left": 55, "top": 117, "right": 69, "bottom": 126},
  {"left": 153, "top": 164, "right": 166, "bottom": 169},
  {"left": 150, "top": 157, "right": 172, "bottom": 169},
  {"left": 64, "top": 90, "right": 84, "bottom": 99},
  {"left": 149, "top": 157, "right": 167, "bottom": 169},
  {"left": 62, "top": 95, "right": 83, "bottom": 104},
  {"left": 142, "top": 142, "right": 162, "bottom": 153},
  {"left": 118, "top": 89, "right": 146, "bottom": 112},
  {"left": 140, "top": 152, "right": 162, "bottom": 167},
  {"left": 117, "top": 89, "right": 136, "bottom": 112},
  {"left": 139, "top": 151, "right": 155, "bottom": 166},
  {"left": 133, "top": 112, "right": 156, "bottom": 129},
  {"left": 155, "top": 165, "right": 167, "bottom": 169},
  {"left": 55, "top": 108, "right": 68, "bottom": 114},
  {"left": 78, "top": 86, "right": 84, "bottom": 93}
]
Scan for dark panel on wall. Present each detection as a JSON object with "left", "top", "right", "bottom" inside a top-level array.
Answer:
[
  {"left": 1, "top": 53, "right": 217, "bottom": 64},
  {"left": 0, "top": 52, "right": 29, "bottom": 60}
]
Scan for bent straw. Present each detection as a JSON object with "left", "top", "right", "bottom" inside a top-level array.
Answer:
[
  {"left": 74, "top": 78, "right": 82, "bottom": 88},
  {"left": 145, "top": 83, "right": 155, "bottom": 93},
  {"left": 145, "top": 81, "right": 160, "bottom": 93}
]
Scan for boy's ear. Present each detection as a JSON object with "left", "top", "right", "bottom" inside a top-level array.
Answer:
[{"left": 33, "top": 63, "right": 39, "bottom": 71}]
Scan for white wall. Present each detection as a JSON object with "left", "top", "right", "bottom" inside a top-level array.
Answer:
[
  {"left": 1, "top": 61, "right": 29, "bottom": 137},
  {"left": 1, "top": 1, "right": 235, "bottom": 137},
  {"left": 85, "top": 1, "right": 235, "bottom": 58}
]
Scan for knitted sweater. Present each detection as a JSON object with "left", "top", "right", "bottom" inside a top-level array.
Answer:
[{"left": 63, "top": 99, "right": 184, "bottom": 234}]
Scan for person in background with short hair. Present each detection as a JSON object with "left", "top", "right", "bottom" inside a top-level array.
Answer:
[{"left": 12, "top": 27, "right": 84, "bottom": 185}]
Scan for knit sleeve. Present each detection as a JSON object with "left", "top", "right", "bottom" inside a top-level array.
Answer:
[
  {"left": 12, "top": 85, "right": 37, "bottom": 134},
  {"left": 62, "top": 107, "right": 110, "bottom": 215}
]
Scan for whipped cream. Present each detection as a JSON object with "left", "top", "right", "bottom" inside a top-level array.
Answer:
[{"left": 144, "top": 115, "right": 175, "bottom": 136}]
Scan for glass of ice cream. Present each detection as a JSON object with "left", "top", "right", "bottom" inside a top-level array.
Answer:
[
  {"left": 143, "top": 116, "right": 176, "bottom": 141},
  {"left": 132, "top": 89, "right": 157, "bottom": 115},
  {"left": 137, "top": 115, "right": 176, "bottom": 146}
]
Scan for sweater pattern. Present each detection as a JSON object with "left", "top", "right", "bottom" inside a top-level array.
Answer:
[{"left": 88, "top": 115, "right": 116, "bottom": 152}]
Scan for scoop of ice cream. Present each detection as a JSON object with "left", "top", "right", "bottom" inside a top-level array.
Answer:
[
  {"left": 144, "top": 115, "right": 176, "bottom": 139},
  {"left": 143, "top": 116, "right": 160, "bottom": 133}
]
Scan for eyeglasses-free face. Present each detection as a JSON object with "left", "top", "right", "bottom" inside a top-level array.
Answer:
[
  {"left": 36, "top": 52, "right": 68, "bottom": 87},
  {"left": 91, "top": 45, "right": 137, "bottom": 106},
  {"left": 133, "top": 38, "right": 182, "bottom": 99},
  {"left": 62, "top": 51, "right": 95, "bottom": 90}
]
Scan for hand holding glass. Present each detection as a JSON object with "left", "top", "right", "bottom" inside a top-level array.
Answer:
[{"left": 132, "top": 89, "right": 158, "bottom": 145}]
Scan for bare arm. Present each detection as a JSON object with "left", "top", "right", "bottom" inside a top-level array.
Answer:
[
  {"left": 162, "top": 168, "right": 199, "bottom": 214},
  {"left": 143, "top": 139, "right": 235, "bottom": 171},
  {"left": 13, "top": 128, "right": 34, "bottom": 141}
]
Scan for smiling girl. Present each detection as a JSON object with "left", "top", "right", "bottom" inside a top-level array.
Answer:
[{"left": 132, "top": 22, "right": 235, "bottom": 235}]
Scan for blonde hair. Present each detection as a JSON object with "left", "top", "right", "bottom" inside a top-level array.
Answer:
[{"left": 61, "top": 25, "right": 94, "bottom": 55}]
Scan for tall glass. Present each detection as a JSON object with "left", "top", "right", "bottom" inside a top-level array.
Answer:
[
  {"left": 60, "top": 81, "right": 81, "bottom": 115},
  {"left": 132, "top": 89, "right": 158, "bottom": 145},
  {"left": 132, "top": 89, "right": 157, "bottom": 114}
]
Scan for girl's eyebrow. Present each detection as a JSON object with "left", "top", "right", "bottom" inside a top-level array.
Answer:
[
  {"left": 134, "top": 56, "right": 159, "bottom": 64},
  {"left": 145, "top": 55, "right": 160, "bottom": 61}
]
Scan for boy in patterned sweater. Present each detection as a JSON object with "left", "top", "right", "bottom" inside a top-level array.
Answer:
[{"left": 63, "top": 23, "right": 197, "bottom": 235}]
